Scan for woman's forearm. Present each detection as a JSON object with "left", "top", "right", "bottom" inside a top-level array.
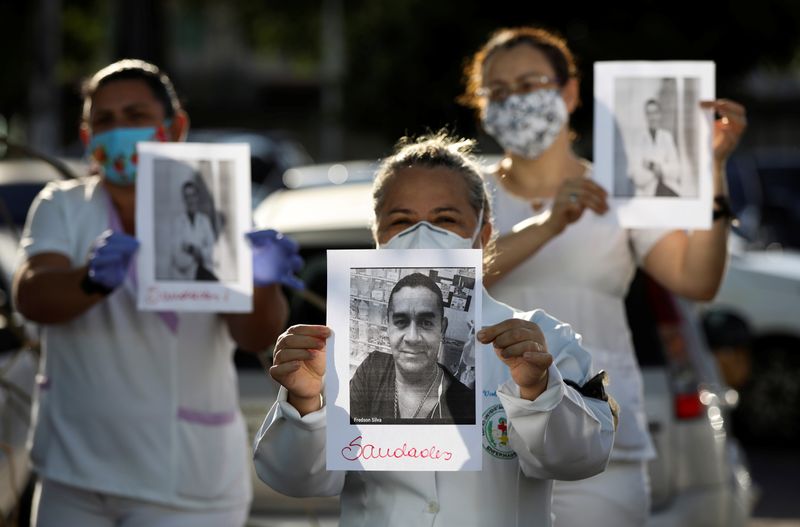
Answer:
[{"left": 485, "top": 221, "right": 559, "bottom": 288}]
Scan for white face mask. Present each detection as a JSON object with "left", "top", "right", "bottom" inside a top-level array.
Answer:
[
  {"left": 379, "top": 216, "right": 483, "bottom": 250},
  {"left": 481, "top": 88, "right": 568, "bottom": 159}
]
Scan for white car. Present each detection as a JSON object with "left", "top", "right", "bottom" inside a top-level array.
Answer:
[
  {"left": 254, "top": 160, "right": 755, "bottom": 526},
  {"left": 701, "top": 148, "right": 800, "bottom": 446}
]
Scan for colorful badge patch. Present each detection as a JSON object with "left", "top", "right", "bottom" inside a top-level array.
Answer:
[{"left": 482, "top": 403, "right": 516, "bottom": 460}]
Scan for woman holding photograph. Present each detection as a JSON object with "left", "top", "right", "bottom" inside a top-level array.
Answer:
[
  {"left": 460, "top": 26, "right": 746, "bottom": 525},
  {"left": 253, "top": 133, "right": 616, "bottom": 526},
  {"left": 13, "top": 59, "right": 302, "bottom": 527}
]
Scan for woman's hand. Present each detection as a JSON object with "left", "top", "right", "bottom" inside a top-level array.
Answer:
[
  {"left": 478, "top": 319, "right": 553, "bottom": 401},
  {"left": 700, "top": 99, "right": 747, "bottom": 164},
  {"left": 544, "top": 176, "right": 608, "bottom": 236},
  {"left": 270, "top": 324, "right": 331, "bottom": 415}
]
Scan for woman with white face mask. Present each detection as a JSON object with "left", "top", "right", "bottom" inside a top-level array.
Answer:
[
  {"left": 253, "top": 133, "right": 616, "bottom": 527},
  {"left": 460, "top": 27, "right": 747, "bottom": 526}
]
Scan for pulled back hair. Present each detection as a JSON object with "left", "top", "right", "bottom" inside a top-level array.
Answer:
[
  {"left": 372, "top": 131, "right": 491, "bottom": 228},
  {"left": 81, "top": 59, "right": 181, "bottom": 123},
  {"left": 371, "top": 131, "right": 496, "bottom": 266},
  {"left": 459, "top": 26, "right": 579, "bottom": 111}
]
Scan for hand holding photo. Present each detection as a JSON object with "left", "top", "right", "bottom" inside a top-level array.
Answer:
[{"left": 327, "top": 248, "right": 483, "bottom": 471}]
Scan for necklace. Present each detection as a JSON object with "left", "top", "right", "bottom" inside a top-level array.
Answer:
[{"left": 395, "top": 368, "right": 441, "bottom": 419}]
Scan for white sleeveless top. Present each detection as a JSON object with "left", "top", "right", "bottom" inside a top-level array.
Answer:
[{"left": 487, "top": 166, "right": 668, "bottom": 460}]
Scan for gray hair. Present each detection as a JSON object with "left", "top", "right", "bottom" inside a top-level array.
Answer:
[
  {"left": 373, "top": 132, "right": 491, "bottom": 225},
  {"left": 371, "top": 131, "right": 496, "bottom": 263}
]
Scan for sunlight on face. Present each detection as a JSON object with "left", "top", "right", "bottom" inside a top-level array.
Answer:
[
  {"left": 375, "top": 166, "right": 480, "bottom": 245},
  {"left": 480, "top": 44, "right": 558, "bottom": 114},
  {"left": 88, "top": 79, "right": 166, "bottom": 134}
]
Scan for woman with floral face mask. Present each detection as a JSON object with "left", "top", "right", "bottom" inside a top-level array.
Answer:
[
  {"left": 13, "top": 60, "right": 303, "bottom": 527},
  {"left": 254, "top": 133, "right": 616, "bottom": 527},
  {"left": 460, "top": 26, "right": 747, "bottom": 526}
]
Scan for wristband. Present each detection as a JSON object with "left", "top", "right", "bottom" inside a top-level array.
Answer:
[
  {"left": 564, "top": 370, "right": 609, "bottom": 401},
  {"left": 712, "top": 195, "right": 735, "bottom": 222},
  {"left": 80, "top": 271, "right": 114, "bottom": 296}
]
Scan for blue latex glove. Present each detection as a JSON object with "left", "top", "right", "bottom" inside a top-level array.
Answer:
[
  {"left": 246, "top": 229, "right": 304, "bottom": 289},
  {"left": 87, "top": 230, "right": 140, "bottom": 290}
]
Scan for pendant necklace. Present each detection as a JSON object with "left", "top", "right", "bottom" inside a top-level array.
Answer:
[{"left": 395, "top": 368, "right": 441, "bottom": 419}]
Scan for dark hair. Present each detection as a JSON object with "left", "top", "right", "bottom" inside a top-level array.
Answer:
[
  {"left": 182, "top": 180, "right": 198, "bottom": 194},
  {"left": 459, "top": 26, "right": 579, "bottom": 111},
  {"left": 387, "top": 272, "right": 444, "bottom": 320},
  {"left": 371, "top": 131, "right": 496, "bottom": 267},
  {"left": 373, "top": 131, "right": 491, "bottom": 228},
  {"left": 81, "top": 59, "right": 181, "bottom": 122},
  {"left": 645, "top": 99, "right": 661, "bottom": 110}
]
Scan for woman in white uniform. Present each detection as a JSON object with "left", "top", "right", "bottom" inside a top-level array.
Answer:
[
  {"left": 459, "top": 26, "right": 747, "bottom": 526},
  {"left": 14, "top": 59, "right": 300, "bottom": 527},
  {"left": 253, "top": 133, "right": 616, "bottom": 527}
]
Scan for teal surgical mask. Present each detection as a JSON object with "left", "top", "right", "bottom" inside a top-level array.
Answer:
[{"left": 87, "top": 123, "right": 170, "bottom": 186}]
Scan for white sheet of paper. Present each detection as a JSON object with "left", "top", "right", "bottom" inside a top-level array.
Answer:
[
  {"left": 326, "top": 249, "right": 483, "bottom": 471},
  {"left": 135, "top": 142, "right": 253, "bottom": 312},
  {"left": 594, "top": 61, "right": 715, "bottom": 229}
]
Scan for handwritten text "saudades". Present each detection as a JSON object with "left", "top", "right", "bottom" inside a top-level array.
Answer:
[{"left": 341, "top": 436, "right": 454, "bottom": 462}]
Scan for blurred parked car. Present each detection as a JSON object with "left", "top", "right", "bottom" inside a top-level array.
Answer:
[
  {"left": 0, "top": 156, "right": 85, "bottom": 524},
  {"left": 187, "top": 128, "right": 314, "bottom": 207},
  {"left": 701, "top": 148, "right": 800, "bottom": 445},
  {"left": 253, "top": 159, "right": 755, "bottom": 526}
]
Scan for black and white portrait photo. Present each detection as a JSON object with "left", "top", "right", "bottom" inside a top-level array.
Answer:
[
  {"left": 135, "top": 142, "right": 253, "bottom": 312},
  {"left": 153, "top": 158, "right": 239, "bottom": 283},
  {"left": 594, "top": 61, "right": 715, "bottom": 229},
  {"left": 348, "top": 267, "right": 477, "bottom": 425},
  {"left": 613, "top": 77, "right": 700, "bottom": 199},
  {"left": 326, "top": 248, "right": 484, "bottom": 471}
]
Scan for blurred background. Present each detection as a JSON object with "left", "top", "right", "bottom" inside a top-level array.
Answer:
[
  {"left": 2, "top": 1, "right": 800, "bottom": 526},
  {"left": 3, "top": 0, "right": 800, "bottom": 161}
]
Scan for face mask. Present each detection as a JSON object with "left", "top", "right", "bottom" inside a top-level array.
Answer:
[
  {"left": 87, "top": 124, "right": 170, "bottom": 186},
  {"left": 379, "top": 213, "right": 483, "bottom": 250},
  {"left": 481, "top": 88, "right": 568, "bottom": 159}
]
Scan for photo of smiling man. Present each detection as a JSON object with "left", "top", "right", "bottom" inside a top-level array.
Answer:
[{"left": 349, "top": 270, "right": 476, "bottom": 425}]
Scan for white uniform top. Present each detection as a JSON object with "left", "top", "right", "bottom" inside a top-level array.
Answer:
[
  {"left": 629, "top": 128, "right": 683, "bottom": 197},
  {"left": 171, "top": 212, "right": 215, "bottom": 280},
  {"left": 252, "top": 293, "right": 615, "bottom": 527},
  {"left": 18, "top": 176, "right": 251, "bottom": 509},
  {"left": 487, "top": 167, "right": 668, "bottom": 461}
]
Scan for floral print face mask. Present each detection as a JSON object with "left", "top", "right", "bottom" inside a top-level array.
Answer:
[
  {"left": 87, "top": 123, "right": 170, "bottom": 186},
  {"left": 481, "top": 88, "right": 568, "bottom": 159}
]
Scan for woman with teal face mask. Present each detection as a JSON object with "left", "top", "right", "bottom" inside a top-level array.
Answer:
[
  {"left": 14, "top": 60, "right": 302, "bottom": 527},
  {"left": 460, "top": 26, "right": 748, "bottom": 526},
  {"left": 253, "top": 133, "right": 617, "bottom": 527}
]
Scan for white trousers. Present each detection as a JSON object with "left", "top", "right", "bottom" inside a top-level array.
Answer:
[
  {"left": 552, "top": 460, "right": 651, "bottom": 527},
  {"left": 31, "top": 479, "right": 249, "bottom": 527}
]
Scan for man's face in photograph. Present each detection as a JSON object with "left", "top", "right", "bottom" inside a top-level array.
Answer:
[{"left": 387, "top": 285, "right": 445, "bottom": 377}]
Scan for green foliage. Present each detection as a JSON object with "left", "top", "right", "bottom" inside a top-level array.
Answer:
[
  {"left": 342, "top": 0, "right": 800, "bottom": 146},
  {"left": 0, "top": 2, "right": 34, "bottom": 115},
  {"left": 234, "top": 0, "right": 322, "bottom": 75},
  {"left": 61, "top": 0, "right": 110, "bottom": 82}
]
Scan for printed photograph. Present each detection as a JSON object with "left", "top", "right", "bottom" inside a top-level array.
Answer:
[
  {"left": 153, "top": 158, "right": 239, "bottom": 283},
  {"left": 613, "top": 76, "right": 701, "bottom": 199},
  {"left": 348, "top": 267, "right": 477, "bottom": 425},
  {"left": 136, "top": 142, "right": 252, "bottom": 313}
]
